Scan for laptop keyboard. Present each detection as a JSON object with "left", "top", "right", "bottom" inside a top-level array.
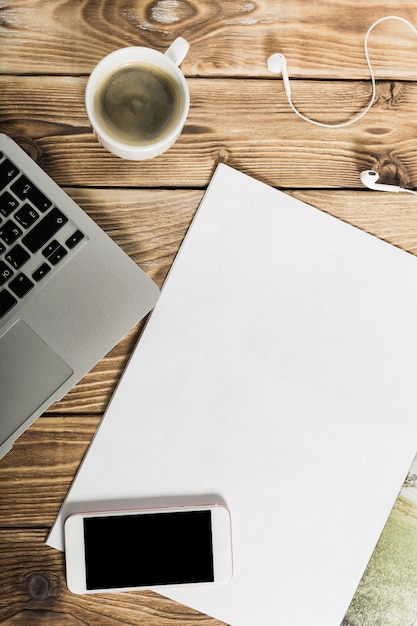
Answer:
[{"left": 0, "top": 151, "right": 85, "bottom": 319}]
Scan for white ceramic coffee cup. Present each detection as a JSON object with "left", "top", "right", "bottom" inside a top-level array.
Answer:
[{"left": 85, "top": 37, "right": 190, "bottom": 160}]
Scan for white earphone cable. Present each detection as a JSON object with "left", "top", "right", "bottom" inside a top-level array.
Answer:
[{"left": 283, "top": 15, "right": 417, "bottom": 128}]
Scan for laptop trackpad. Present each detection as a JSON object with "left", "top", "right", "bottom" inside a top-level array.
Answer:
[{"left": 0, "top": 320, "right": 73, "bottom": 442}]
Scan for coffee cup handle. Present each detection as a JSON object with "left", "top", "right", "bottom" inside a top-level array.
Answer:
[{"left": 165, "top": 37, "right": 190, "bottom": 66}]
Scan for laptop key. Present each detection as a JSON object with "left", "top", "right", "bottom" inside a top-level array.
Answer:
[
  {"left": 22, "top": 207, "right": 68, "bottom": 253},
  {"left": 66, "top": 230, "right": 84, "bottom": 249},
  {"left": 5, "top": 244, "right": 30, "bottom": 270},
  {"left": 0, "top": 191, "right": 19, "bottom": 216},
  {"left": 42, "top": 239, "right": 68, "bottom": 265},
  {"left": 0, "top": 159, "right": 20, "bottom": 187},
  {"left": 0, "top": 288, "right": 17, "bottom": 318},
  {"left": 49, "top": 245, "right": 67, "bottom": 266},
  {"left": 0, "top": 260, "right": 14, "bottom": 286},
  {"left": 32, "top": 263, "right": 51, "bottom": 282},
  {"left": 9, "top": 273, "right": 34, "bottom": 298},
  {"left": 0, "top": 220, "right": 23, "bottom": 245},
  {"left": 14, "top": 203, "right": 39, "bottom": 228},
  {"left": 10, "top": 175, "right": 52, "bottom": 212}
]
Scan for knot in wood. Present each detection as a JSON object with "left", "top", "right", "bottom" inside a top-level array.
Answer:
[
  {"left": 216, "top": 148, "right": 230, "bottom": 164},
  {"left": 27, "top": 572, "right": 51, "bottom": 600},
  {"left": 148, "top": 0, "right": 194, "bottom": 25},
  {"left": 14, "top": 136, "right": 42, "bottom": 165}
]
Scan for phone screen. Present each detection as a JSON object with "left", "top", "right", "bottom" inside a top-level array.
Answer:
[{"left": 83, "top": 509, "right": 214, "bottom": 590}]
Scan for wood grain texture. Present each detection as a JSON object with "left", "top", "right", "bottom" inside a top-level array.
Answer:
[
  {"left": 2, "top": 76, "right": 417, "bottom": 190},
  {"left": 0, "top": 417, "right": 99, "bottom": 527},
  {"left": 1, "top": 0, "right": 417, "bottom": 79}
]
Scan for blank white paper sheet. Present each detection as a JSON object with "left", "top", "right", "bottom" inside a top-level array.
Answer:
[{"left": 48, "top": 164, "right": 417, "bottom": 625}]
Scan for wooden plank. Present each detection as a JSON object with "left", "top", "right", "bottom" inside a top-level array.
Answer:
[
  {"left": 0, "top": 530, "right": 225, "bottom": 625},
  {"left": 1, "top": 0, "right": 417, "bottom": 79},
  {"left": 0, "top": 417, "right": 99, "bottom": 527},
  {"left": 2, "top": 76, "right": 417, "bottom": 189}
]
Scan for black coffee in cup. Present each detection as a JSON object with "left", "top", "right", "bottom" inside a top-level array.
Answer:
[{"left": 94, "top": 62, "right": 181, "bottom": 146}]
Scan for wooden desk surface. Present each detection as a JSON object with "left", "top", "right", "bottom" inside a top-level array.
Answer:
[{"left": 2, "top": 1, "right": 417, "bottom": 624}]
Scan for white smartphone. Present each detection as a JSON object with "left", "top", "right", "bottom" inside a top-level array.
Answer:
[{"left": 64, "top": 504, "right": 233, "bottom": 594}]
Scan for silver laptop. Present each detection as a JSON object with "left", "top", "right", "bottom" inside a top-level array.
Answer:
[{"left": 0, "top": 134, "right": 159, "bottom": 458}]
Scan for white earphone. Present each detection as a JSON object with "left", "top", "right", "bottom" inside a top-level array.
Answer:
[
  {"left": 268, "top": 17, "right": 417, "bottom": 195},
  {"left": 267, "top": 15, "right": 417, "bottom": 128},
  {"left": 360, "top": 170, "right": 417, "bottom": 195},
  {"left": 267, "top": 53, "right": 292, "bottom": 98}
]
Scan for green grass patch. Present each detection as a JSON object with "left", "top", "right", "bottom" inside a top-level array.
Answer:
[{"left": 342, "top": 495, "right": 417, "bottom": 626}]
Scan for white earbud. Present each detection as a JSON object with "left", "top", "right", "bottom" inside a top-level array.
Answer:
[
  {"left": 267, "top": 53, "right": 291, "bottom": 98},
  {"left": 267, "top": 53, "right": 285, "bottom": 73},
  {"left": 360, "top": 170, "right": 401, "bottom": 193},
  {"left": 360, "top": 170, "right": 417, "bottom": 195}
]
